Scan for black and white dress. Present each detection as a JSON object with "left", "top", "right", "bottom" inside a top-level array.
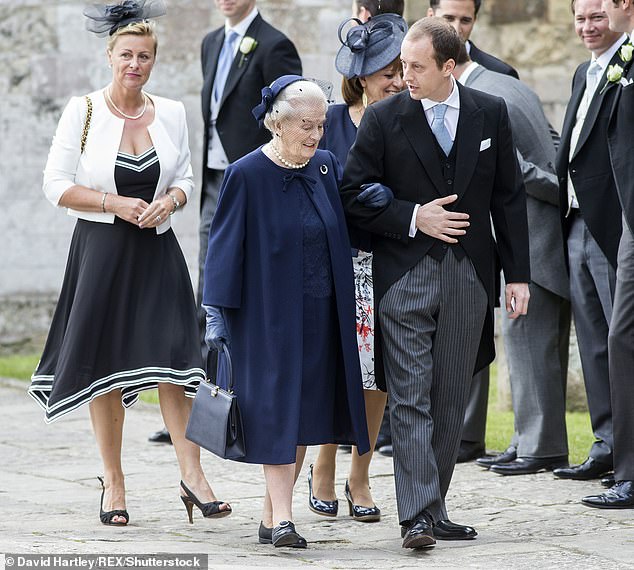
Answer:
[{"left": 29, "top": 147, "right": 204, "bottom": 423}]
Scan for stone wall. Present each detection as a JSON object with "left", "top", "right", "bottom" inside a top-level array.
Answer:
[{"left": 0, "top": 0, "right": 591, "bottom": 412}]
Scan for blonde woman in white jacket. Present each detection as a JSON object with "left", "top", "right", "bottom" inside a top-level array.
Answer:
[{"left": 29, "top": 3, "right": 231, "bottom": 527}]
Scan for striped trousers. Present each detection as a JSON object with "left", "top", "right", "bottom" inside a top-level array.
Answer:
[{"left": 380, "top": 251, "right": 487, "bottom": 524}]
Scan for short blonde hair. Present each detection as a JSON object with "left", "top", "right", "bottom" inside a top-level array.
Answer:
[
  {"left": 263, "top": 81, "right": 327, "bottom": 133},
  {"left": 107, "top": 20, "right": 158, "bottom": 55}
]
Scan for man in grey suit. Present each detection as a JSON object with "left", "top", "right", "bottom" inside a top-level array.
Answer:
[{"left": 453, "top": 47, "right": 572, "bottom": 475}]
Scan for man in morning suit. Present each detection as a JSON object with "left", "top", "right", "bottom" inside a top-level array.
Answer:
[
  {"left": 452, "top": 48, "right": 572, "bottom": 476},
  {"left": 428, "top": 0, "right": 519, "bottom": 463},
  {"left": 199, "top": 0, "right": 302, "bottom": 323},
  {"left": 148, "top": 0, "right": 301, "bottom": 445},
  {"left": 340, "top": 17, "right": 530, "bottom": 548},
  {"left": 550, "top": 0, "right": 626, "bottom": 483},
  {"left": 582, "top": 0, "right": 634, "bottom": 509}
]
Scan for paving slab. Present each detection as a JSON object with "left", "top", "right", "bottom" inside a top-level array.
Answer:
[{"left": 1, "top": 379, "right": 633, "bottom": 570}]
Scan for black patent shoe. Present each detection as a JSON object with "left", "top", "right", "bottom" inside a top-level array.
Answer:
[
  {"left": 433, "top": 519, "right": 477, "bottom": 540},
  {"left": 148, "top": 427, "right": 172, "bottom": 444},
  {"left": 475, "top": 446, "right": 517, "bottom": 468},
  {"left": 582, "top": 480, "right": 634, "bottom": 509},
  {"left": 258, "top": 522, "right": 272, "bottom": 544},
  {"left": 490, "top": 455, "right": 568, "bottom": 476},
  {"left": 401, "top": 518, "right": 436, "bottom": 549},
  {"left": 97, "top": 476, "right": 129, "bottom": 526},
  {"left": 272, "top": 521, "right": 307, "bottom": 548},
  {"left": 553, "top": 457, "right": 612, "bottom": 480},
  {"left": 344, "top": 480, "right": 381, "bottom": 522},
  {"left": 180, "top": 480, "right": 231, "bottom": 523},
  {"left": 308, "top": 464, "right": 338, "bottom": 517}
]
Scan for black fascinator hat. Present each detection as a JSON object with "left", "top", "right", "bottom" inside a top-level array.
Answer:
[
  {"left": 335, "top": 13, "right": 408, "bottom": 79},
  {"left": 84, "top": 0, "right": 167, "bottom": 37}
]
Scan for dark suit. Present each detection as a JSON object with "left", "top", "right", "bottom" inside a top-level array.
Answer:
[
  {"left": 198, "top": 13, "right": 301, "bottom": 332},
  {"left": 555, "top": 45, "right": 628, "bottom": 466},
  {"left": 607, "top": 59, "right": 634, "bottom": 481},
  {"left": 469, "top": 40, "right": 519, "bottom": 79},
  {"left": 341, "top": 85, "right": 530, "bottom": 523}
]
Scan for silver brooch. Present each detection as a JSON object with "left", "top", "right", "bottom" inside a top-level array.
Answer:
[{"left": 320, "top": 164, "right": 328, "bottom": 175}]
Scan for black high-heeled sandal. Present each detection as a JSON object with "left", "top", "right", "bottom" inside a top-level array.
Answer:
[
  {"left": 344, "top": 480, "right": 381, "bottom": 522},
  {"left": 179, "top": 480, "right": 232, "bottom": 524},
  {"left": 307, "top": 464, "right": 338, "bottom": 517},
  {"left": 97, "top": 476, "right": 129, "bottom": 526}
]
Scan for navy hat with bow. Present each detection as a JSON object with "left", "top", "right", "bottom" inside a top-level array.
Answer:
[
  {"left": 251, "top": 75, "right": 305, "bottom": 127},
  {"left": 335, "top": 13, "right": 408, "bottom": 79}
]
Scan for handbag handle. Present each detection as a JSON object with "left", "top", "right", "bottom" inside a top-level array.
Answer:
[{"left": 205, "top": 343, "right": 234, "bottom": 393}]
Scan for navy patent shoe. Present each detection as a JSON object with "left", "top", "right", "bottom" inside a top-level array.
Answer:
[
  {"left": 308, "top": 464, "right": 338, "bottom": 517},
  {"left": 344, "top": 480, "right": 381, "bottom": 522}
]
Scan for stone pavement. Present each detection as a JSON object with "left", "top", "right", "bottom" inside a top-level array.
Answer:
[{"left": 1, "top": 378, "right": 633, "bottom": 570}]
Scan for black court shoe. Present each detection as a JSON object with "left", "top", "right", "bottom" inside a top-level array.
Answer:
[
  {"left": 97, "top": 476, "right": 129, "bottom": 526},
  {"left": 344, "top": 480, "right": 381, "bottom": 522},
  {"left": 308, "top": 464, "right": 338, "bottom": 517},
  {"left": 179, "top": 480, "right": 232, "bottom": 523}
]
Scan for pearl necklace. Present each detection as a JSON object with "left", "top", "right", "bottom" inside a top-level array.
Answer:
[
  {"left": 105, "top": 87, "right": 148, "bottom": 120},
  {"left": 270, "top": 143, "right": 310, "bottom": 169}
]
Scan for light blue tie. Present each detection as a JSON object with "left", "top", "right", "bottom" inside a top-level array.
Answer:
[
  {"left": 431, "top": 103, "right": 453, "bottom": 156},
  {"left": 213, "top": 30, "right": 239, "bottom": 103}
]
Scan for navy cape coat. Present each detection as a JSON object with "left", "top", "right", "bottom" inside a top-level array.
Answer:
[{"left": 203, "top": 148, "right": 370, "bottom": 464}]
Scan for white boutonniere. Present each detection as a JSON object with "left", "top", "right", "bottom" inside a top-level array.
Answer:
[
  {"left": 600, "top": 63, "right": 625, "bottom": 94},
  {"left": 599, "top": 42, "right": 634, "bottom": 94},
  {"left": 238, "top": 36, "right": 258, "bottom": 67},
  {"left": 620, "top": 43, "right": 634, "bottom": 62}
]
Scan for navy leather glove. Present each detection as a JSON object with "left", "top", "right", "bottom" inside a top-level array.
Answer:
[
  {"left": 204, "top": 305, "right": 230, "bottom": 350},
  {"left": 356, "top": 183, "right": 394, "bottom": 208}
]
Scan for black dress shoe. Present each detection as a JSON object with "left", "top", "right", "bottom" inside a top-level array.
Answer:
[
  {"left": 378, "top": 444, "right": 393, "bottom": 457},
  {"left": 272, "top": 521, "right": 307, "bottom": 548},
  {"left": 401, "top": 518, "right": 436, "bottom": 549},
  {"left": 582, "top": 480, "right": 634, "bottom": 509},
  {"left": 148, "top": 428, "right": 172, "bottom": 444},
  {"left": 433, "top": 519, "right": 477, "bottom": 540},
  {"left": 601, "top": 474, "right": 616, "bottom": 488},
  {"left": 457, "top": 441, "right": 486, "bottom": 463},
  {"left": 553, "top": 457, "right": 612, "bottom": 480},
  {"left": 258, "top": 522, "right": 272, "bottom": 544},
  {"left": 489, "top": 456, "right": 568, "bottom": 476},
  {"left": 475, "top": 446, "right": 517, "bottom": 468},
  {"left": 307, "top": 464, "right": 338, "bottom": 517}
]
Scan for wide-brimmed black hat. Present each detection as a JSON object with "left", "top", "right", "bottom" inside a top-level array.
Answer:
[{"left": 335, "top": 13, "right": 408, "bottom": 79}]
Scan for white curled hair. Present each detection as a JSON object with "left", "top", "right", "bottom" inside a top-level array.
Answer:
[{"left": 263, "top": 80, "right": 327, "bottom": 134}]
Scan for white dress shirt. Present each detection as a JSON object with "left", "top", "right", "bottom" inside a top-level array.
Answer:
[
  {"left": 207, "top": 6, "right": 259, "bottom": 170},
  {"left": 409, "top": 77, "right": 461, "bottom": 237}
]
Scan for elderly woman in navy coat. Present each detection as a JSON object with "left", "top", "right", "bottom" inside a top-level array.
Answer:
[{"left": 202, "top": 75, "right": 370, "bottom": 548}]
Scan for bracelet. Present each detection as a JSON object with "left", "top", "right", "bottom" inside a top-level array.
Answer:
[
  {"left": 101, "top": 192, "right": 107, "bottom": 213},
  {"left": 167, "top": 192, "right": 180, "bottom": 215}
]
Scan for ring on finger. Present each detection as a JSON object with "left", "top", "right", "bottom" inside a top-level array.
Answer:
[{"left": 156, "top": 215, "right": 161, "bottom": 223}]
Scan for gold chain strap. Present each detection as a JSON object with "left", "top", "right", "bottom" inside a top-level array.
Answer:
[{"left": 80, "top": 95, "right": 92, "bottom": 154}]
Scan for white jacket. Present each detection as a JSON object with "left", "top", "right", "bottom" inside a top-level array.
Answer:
[{"left": 43, "top": 89, "right": 194, "bottom": 234}]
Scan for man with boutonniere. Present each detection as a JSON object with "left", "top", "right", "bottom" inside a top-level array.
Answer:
[{"left": 149, "top": 0, "right": 301, "bottom": 446}]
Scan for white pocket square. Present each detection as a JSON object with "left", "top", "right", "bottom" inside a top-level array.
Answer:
[
  {"left": 480, "top": 138, "right": 491, "bottom": 151},
  {"left": 620, "top": 77, "right": 634, "bottom": 87}
]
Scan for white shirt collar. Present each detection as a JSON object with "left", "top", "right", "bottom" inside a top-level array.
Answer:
[
  {"left": 457, "top": 61, "right": 480, "bottom": 85},
  {"left": 421, "top": 76, "right": 460, "bottom": 111},
  {"left": 594, "top": 34, "right": 628, "bottom": 71},
  {"left": 225, "top": 6, "right": 258, "bottom": 38}
]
